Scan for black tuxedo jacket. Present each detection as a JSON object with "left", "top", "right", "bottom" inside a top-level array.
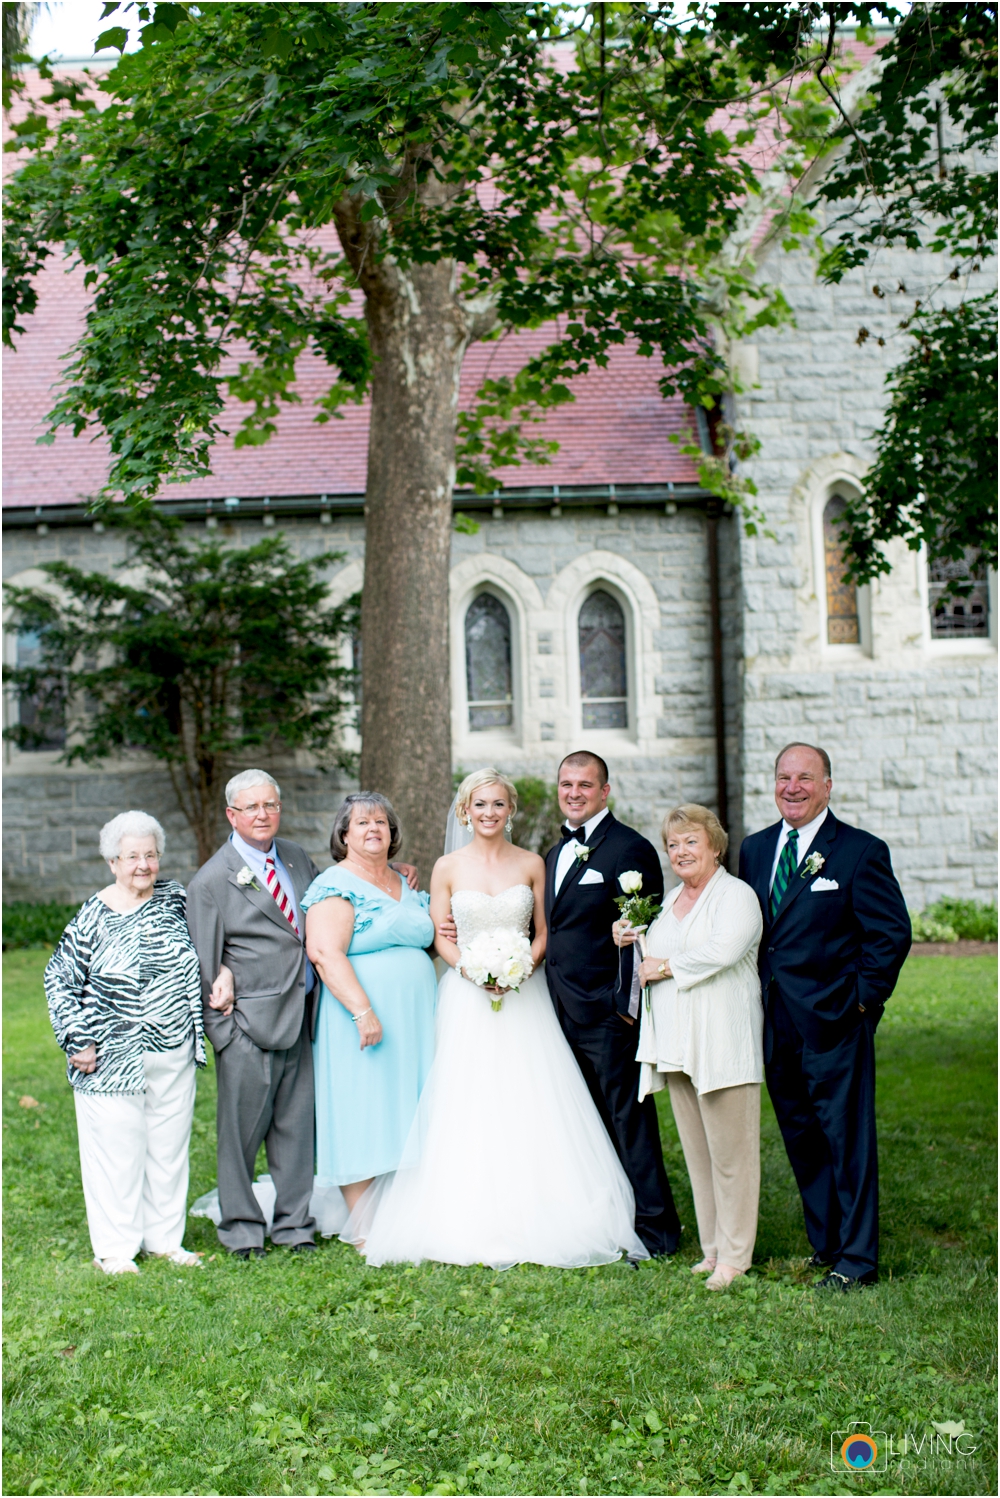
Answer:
[
  {"left": 544, "top": 812, "right": 664, "bottom": 1025},
  {"left": 738, "top": 810, "right": 911, "bottom": 1050}
]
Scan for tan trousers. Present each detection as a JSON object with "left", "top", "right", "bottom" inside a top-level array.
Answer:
[{"left": 666, "top": 1074, "right": 760, "bottom": 1272}]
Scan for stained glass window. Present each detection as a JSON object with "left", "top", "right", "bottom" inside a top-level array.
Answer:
[
  {"left": 579, "top": 589, "right": 627, "bottom": 729},
  {"left": 823, "top": 497, "right": 860, "bottom": 645},
  {"left": 465, "top": 593, "right": 513, "bottom": 730},
  {"left": 929, "top": 553, "right": 990, "bottom": 639}
]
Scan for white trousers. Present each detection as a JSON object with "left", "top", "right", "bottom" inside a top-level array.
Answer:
[{"left": 73, "top": 1042, "right": 196, "bottom": 1261}]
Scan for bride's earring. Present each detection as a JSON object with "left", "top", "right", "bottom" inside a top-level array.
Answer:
[{"left": 505, "top": 816, "right": 513, "bottom": 835}]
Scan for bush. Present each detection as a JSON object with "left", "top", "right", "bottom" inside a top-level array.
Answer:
[
  {"left": 511, "top": 776, "right": 565, "bottom": 855},
  {"left": 2, "top": 902, "right": 79, "bottom": 950},
  {"left": 909, "top": 899, "right": 998, "bottom": 943},
  {"left": 909, "top": 910, "right": 959, "bottom": 943},
  {"left": 924, "top": 897, "right": 998, "bottom": 941}
]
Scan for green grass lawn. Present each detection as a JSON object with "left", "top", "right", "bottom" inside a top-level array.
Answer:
[{"left": 3, "top": 952, "right": 996, "bottom": 1498}]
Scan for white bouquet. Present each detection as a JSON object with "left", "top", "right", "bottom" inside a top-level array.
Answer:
[{"left": 459, "top": 927, "right": 533, "bottom": 1012}]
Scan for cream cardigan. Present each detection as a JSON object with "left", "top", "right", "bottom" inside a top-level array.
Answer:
[{"left": 636, "top": 866, "right": 764, "bottom": 1099}]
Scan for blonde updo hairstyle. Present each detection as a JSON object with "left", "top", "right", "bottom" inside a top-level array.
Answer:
[
  {"left": 454, "top": 768, "right": 518, "bottom": 828},
  {"left": 662, "top": 803, "right": 729, "bottom": 863}
]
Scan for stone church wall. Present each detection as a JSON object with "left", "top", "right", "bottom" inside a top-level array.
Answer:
[
  {"left": 735, "top": 240, "right": 998, "bottom": 906},
  {"left": 3, "top": 504, "right": 741, "bottom": 903}
]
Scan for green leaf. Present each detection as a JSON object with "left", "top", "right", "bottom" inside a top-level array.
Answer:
[{"left": 94, "top": 26, "right": 129, "bottom": 52}]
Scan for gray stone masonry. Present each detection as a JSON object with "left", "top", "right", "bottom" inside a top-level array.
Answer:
[
  {"left": 3, "top": 506, "right": 739, "bottom": 901},
  {"left": 735, "top": 235, "right": 998, "bottom": 907}
]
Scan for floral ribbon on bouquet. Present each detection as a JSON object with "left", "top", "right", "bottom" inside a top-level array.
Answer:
[{"left": 614, "top": 872, "right": 663, "bottom": 1018}]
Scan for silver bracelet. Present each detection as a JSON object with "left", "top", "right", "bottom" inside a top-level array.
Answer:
[{"left": 352, "top": 1007, "right": 373, "bottom": 1024}]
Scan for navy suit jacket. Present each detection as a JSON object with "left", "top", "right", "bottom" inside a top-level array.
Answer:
[
  {"left": 738, "top": 810, "right": 911, "bottom": 1051},
  {"left": 544, "top": 812, "right": 664, "bottom": 1025}
]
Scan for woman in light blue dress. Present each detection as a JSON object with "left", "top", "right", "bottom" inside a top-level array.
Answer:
[{"left": 302, "top": 793, "right": 436, "bottom": 1215}]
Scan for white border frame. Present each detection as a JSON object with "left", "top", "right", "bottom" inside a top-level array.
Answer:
[
  {"left": 449, "top": 555, "right": 542, "bottom": 756},
  {"left": 546, "top": 551, "right": 661, "bottom": 748},
  {"left": 916, "top": 546, "right": 997, "bottom": 656}
]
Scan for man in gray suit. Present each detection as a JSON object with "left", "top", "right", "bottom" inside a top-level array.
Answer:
[{"left": 187, "top": 769, "right": 320, "bottom": 1258}]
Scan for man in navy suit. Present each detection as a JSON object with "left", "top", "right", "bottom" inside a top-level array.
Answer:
[
  {"left": 738, "top": 742, "right": 911, "bottom": 1288},
  {"left": 544, "top": 751, "right": 681, "bottom": 1258}
]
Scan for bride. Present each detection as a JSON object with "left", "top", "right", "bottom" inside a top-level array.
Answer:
[{"left": 343, "top": 768, "right": 647, "bottom": 1269}]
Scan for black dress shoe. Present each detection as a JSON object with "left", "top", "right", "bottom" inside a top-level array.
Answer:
[
  {"left": 805, "top": 1252, "right": 834, "bottom": 1269},
  {"left": 231, "top": 1246, "right": 266, "bottom": 1261},
  {"left": 288, "top": 1242, "right": 317, "bottom": 1254},
  {"left": 816, "top": 1270, "right": 876, "bottom": 1291}
]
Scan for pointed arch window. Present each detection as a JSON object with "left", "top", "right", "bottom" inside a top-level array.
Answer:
[
  {"left": 465, "top": 592, "right": 513, "bottom": 730},
  {"left": 823, "top": 497, "right": 860, "bottom": 645},
  {"left": 579, "top": 589, "right": 628, "bottom": 728}
]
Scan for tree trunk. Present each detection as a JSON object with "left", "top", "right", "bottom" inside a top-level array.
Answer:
[{"left": 355, "top": 254, "right": 470, "bottom": 879}]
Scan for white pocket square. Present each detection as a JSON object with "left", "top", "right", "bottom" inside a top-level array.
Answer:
[
  {"left": 578, "top": 869, "right": 604, "bottom": 885},
  {"left": 810, "top": 877, "right": 840, "bottom": 892}
]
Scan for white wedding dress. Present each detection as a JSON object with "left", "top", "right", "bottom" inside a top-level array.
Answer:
[{"left": 344, "top": 884, "right": 647, "bottom": 1269}]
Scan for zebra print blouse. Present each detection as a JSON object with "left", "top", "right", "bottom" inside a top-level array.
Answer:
[{"left": 45, "top": 880, "right": 206, "bottom": 1095}]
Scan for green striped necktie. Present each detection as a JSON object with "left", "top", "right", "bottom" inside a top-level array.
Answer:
[{"left": 769, "top": 828, "right": 799, "bottom": 919}]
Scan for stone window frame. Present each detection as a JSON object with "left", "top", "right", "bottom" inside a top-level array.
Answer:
[
  {"left": 809, "top": 477, "right": 872, "bottom": 658},
  {"left": 916, "top": 545, "right": 997, "bottom": 656},
  {"left": 547, "top": 552, "right": 660, "bottom": 750},
  {"left": 464, "top": 590, "right": 516, "bottom": 733},
  {"left": 449, "top": 555, "right": 541, "bottom": 754}
]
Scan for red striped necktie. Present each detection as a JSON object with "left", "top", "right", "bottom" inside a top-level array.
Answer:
[{"left": 264, "top": 856, "right": 300, "bottom": 936}]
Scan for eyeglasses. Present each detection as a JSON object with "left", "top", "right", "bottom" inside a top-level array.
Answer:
[
  {"left": 115, "top": 852, "right": 160, "bottom": 865},
  {"left": 231, "top": 801, "right": 281, "bottom": 815}
]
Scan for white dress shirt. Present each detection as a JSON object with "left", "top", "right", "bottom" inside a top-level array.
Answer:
[
  {"left": 230, "top": 830, "right": 314, "bottom": 989},
  {"left": 553, "top": 807, "right": 610, "bottom": 895},
  {"left": 768, "top": 806, "right": 829, "bottom": 890}
]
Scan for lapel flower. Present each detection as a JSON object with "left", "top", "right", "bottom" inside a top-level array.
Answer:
[
  {"left": 572, "top": 843, "right": 591, "bottom": 863},
  {"left": 801, "top": 851, "right": 826, "bottom": 879},
  {"left": 236, "top": 865, "right": 261, "bottom": 890}
]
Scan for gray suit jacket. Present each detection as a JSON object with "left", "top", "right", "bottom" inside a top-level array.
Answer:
[{"left": 186, "top": 837, "right": 320, "bottom": 1054}]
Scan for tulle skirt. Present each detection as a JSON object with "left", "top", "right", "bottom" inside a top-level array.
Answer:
[{"left": 343, "top": 963, "right": 647, "bottom": 1270}]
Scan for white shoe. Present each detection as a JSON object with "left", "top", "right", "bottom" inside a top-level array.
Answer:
[
  {"left": 94, "top": 1257, "right": 139, "bottom": 1275},
  {"left": 152, "top": 1248, "right": 203, "bottom": 1267}
]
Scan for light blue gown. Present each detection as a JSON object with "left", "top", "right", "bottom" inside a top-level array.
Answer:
[{"left": 301, "top": 867, "right": 437, "bottom": 1187}]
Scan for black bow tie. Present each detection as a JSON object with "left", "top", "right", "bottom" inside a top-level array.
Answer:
[{"left": 561, "top": 825, "right": 585, "bottom": 843}]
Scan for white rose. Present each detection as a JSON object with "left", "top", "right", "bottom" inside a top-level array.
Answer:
[
  {"left": 619, "top": 870, "right": 643, "bottom": 895},
  {"left": 236, "top": 866, "right": 256, "bottom": 887}
]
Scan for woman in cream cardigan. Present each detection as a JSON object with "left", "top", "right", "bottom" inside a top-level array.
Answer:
[{"left": 614, "top": 804, "right": 763, "bottom": 1290}]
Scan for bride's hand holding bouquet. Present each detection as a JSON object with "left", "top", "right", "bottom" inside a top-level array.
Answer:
[{"left": 459, "top": 928, "right": 533, "bottom": 1011}]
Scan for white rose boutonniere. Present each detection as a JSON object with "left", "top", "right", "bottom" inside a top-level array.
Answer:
[
  {"left": 572, "top": 842, "right": 591, "bottom": 863},
  {"left": 236, "top": 865, "right": 261, "bottom": 891},
  {"left": 801, "top": 852, "right": 826, "bottom": 880}
]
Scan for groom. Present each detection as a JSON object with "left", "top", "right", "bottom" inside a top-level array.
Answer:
[{"left": 544, "top": 752, "right": 681, "bottom": 1258}]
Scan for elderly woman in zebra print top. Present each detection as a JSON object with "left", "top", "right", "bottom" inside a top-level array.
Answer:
[{"left": 45, "top": 811, "right": 205, "bottom": 1276}]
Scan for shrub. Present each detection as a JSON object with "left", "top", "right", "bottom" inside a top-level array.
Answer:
[
  {"left": 924, "top": 898, "right": 998, "bottom": 942},
  {"left": 511, "top": 777, "right": 564, "bottom": 855},
  {"left": 909, "top": 910, "right": 959, "bottom": 943},
  {"left": 2, "top": 902, "right": 79, "bottom": 950}
]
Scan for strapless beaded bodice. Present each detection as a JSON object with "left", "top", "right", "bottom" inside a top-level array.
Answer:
[{"left": 451, "top": 884, "right": 534, "bottom": 947}]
